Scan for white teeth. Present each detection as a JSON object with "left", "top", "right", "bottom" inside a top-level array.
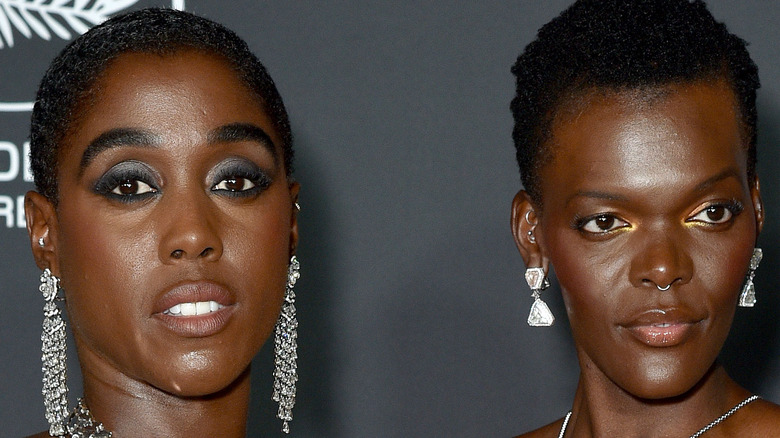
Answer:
[
  {"left": 164, "top": 301, "right": 224, "bottom": 316},
  {"left": 180, "top": 302, "right": 197, "bottom": 316}
]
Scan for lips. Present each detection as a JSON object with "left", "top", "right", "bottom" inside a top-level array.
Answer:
[
  {"left": 621, "top": 308, "right": 703, "bottom": 347},
  {"left": 152, "top": 281, "right": 236, "bottom": 337}
]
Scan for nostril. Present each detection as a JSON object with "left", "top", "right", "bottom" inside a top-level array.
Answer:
[
  {"left": 171, "top": 249, "right": 184, "bottom": 259},
  {"left": 200, "top": 247, "right": 214, "bottom": 258}
]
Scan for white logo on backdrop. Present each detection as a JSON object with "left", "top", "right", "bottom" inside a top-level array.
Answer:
[{"left": 0, "top": 0, "right": 185, "bottom": 112}]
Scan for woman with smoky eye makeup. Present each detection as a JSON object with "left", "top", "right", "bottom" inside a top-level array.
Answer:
[
  {"left": 24, "top": 8, "right": 301, "bottom": 438},
  {"left": 510, "top": 0, "right": 780, "bottom": 437}
]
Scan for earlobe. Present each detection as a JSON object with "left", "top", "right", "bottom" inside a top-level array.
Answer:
[
  {"left": 288, "top": 182, "right": 301, "bottom": 256},
  {"left": 511, "top": 190, "right": 546, "bottom": 269},
  {"left": 24, "top": 191, "right": 60, "bottom": 273},
  {"left": 751, "top": 177, "right": 764, "bottom": 235}
]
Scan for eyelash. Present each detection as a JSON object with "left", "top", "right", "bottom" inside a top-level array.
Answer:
[
  {"left": 93, "top": 163, "right": 159, "bottom": 204},
  {"left": 571, "top": 213, "right": 629, "bottom": 235},
  {"left": 209, "top": 163, "right": 271, "bottom": 198},
  {"left": 686, "top": 200, "right": 744, "bottom": 225},
  {"left": 93, "top": 159, "right": 272, "bottom": 204}
]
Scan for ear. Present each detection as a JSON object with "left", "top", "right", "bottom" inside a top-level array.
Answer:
[
  {"left": 25, "top": 191, "right": 60, "bottom": 273},
  {"left": 288, "top": 181, "right": 301, "bottom": 256},
  {"left": 751, "top": 176, "right": 764, "bottom": 235},
  {"left": 511, "top": 190, "right": 548, "bottom": 271}
]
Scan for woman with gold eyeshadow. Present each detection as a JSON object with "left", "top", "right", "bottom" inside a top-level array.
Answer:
[{"left": 509, "top": 0, "right": 780, "bottom": 436}]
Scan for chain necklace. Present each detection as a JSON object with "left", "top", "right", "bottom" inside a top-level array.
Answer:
[
  {"left": 57, "top": 398, "right": 112, "bottom": 438},
  {"left": 557, "top": 395, "right": 759, "bottom": 438}
]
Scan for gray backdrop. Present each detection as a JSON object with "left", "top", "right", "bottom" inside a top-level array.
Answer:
[{"left": 2, "top": 1, "right": 779, "bottom": 437}]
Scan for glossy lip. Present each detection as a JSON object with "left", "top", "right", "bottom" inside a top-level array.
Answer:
[
  {"left": 152, "top": 281, "right": 237, "bottom": 338},
  {"left": 620, "top": 308, "right": 703, "bottom": 348}
]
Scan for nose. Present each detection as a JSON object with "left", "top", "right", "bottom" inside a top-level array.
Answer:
[
  {"left": 629, "top": 230, "right": 693, "bottom": 291},
  {"left": 158, "top": 191, "right": 223, "bottom": 264}
]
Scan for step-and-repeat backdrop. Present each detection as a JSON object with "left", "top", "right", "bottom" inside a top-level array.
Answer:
[{"left": 2, "top": 1, "right": 780, "bottom": 436}]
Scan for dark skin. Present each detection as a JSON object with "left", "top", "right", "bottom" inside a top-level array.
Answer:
[
  {"left": 25, "top": 50, "right": 299, "bottom": 437},
  {"left": 511, "top": 80, "right": 780, "bottom": 437}
]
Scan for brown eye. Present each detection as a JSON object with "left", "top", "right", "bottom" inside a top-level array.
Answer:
[
  {"left": 111, "top": 179, "right": 155, "bottom": 196},
  {"left": 213, "top": 177, "right": 255, "bottom": 192},
  {"left": 580, "top": 214, "right": 629, "bottom": 234},
  {"left": 224, "top": 178, "right": 243, "bottom": 191},
  {"left": 595, "top": 216, "right": 615, "bottom": 230},
  {"left": 706, "top": 206, "right": 725, "bottom": 222},
  {"left": 689, "top": 204, "right": 737, "bottom": 225}
]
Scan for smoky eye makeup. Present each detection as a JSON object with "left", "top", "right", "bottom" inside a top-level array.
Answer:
[
  {"left": 92, "top": 160, "right": 160, "bottom": 203},
  {"left": 209, "top": 157, "right": 272, "bottom": 198}
]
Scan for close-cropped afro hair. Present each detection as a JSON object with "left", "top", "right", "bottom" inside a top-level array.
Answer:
[
  {"left": 30, "top": 7, "right": 293, "bottom": 203},
  {"left": 511, "top": 0, "right": 760, "bottom": 206}
]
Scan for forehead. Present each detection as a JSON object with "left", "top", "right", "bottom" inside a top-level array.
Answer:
[
  {"left": 64, "top": 49, "right": 281, "bottom": 151},
  {"left": 540, "top": 80, "right": 747, "bottom": 205}
]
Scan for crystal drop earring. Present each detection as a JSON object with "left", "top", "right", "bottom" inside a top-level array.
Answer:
[
  {"left": 273, "top": 255, "right": 300, "bottom": 433},
  {"left": 526, "top": 267, "right": 554, "bottom": 326},
  {"left": 738, "top": 248, "right": 762, "bottom": 307},
  {"left": 40, "top": 268, "right": 69, "bottom": 437}
]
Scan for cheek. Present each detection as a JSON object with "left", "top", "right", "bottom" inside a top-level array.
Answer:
[
  {"left": 222, "top": 195, "right": 293, "bottom": 291},
  {"left": 59, "top": 217, "right": 155, "bottom": 284},
  {"left": 545, "top": 229, "right": 626, "bottom": 324},
  {"left": 56, "top": 201, "right": 157, "bottom": 298},
  {"left": 224, "top": 203, "right": 291, "bottom": 327},
  {"left": 692, "top": 231, "right": 754, "bottom": 326},
  {"left": 224, "top": 202, "right": 292, "bottom": 265},
  {"left": 55, "top": 203, "right": 157, "bottom": 366}
]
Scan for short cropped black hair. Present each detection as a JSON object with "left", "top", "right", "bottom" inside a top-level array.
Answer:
[
  {"left": 30, "top": 8, "right": 293, "bottom": 203},
  {"left": 511, "top": 0, "right": 759, "bottom": 205}
]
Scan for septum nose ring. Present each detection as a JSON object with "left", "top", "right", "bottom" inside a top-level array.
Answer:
[{"left": 656, "top": 283, "right": 672, "bottom": 291}]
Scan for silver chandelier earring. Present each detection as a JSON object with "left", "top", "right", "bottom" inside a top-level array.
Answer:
[
  {"left": 273, "top": 255, "right": 300, "bottom": 434},
  {"left": 526, "top": 267, "right": 554, "bottom": 326},
  {"left": 40, "top": 268, "right": 69, "bottom": 437},
  {"left": 738, "top": 248, "right": 762, "bottom": 307}
]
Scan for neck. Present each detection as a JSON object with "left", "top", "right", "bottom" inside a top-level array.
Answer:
[
  {"left": 566, "top": 362, "right": 751, "bottom": 438},
  {"left": 79, "top": 360, "right": 251, "bottom": 437}
]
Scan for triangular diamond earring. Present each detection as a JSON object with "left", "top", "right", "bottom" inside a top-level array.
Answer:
[
  {"left": 738, "top": 248, "right": 762, "bottom": 307},
  {"left": 525, "top": 267, "right": 554, "bottom": 326}
]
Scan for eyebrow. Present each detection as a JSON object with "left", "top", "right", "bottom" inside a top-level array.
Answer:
[
  {"left": 78, "top": 123, "right": 278, "bottom": 175},
  {"left": 207, "top": 122, "right": 278, "bottom": 167},
  {"left": 79, "top": 128, "right": 159, "bottom": 174},
  {"left": 564, "top": 167, "right": 743, "bottom": 207},
  {"left": 566, "top": 190, "right": 629, "bottom": 207},
  {"left": 692, "top": 167, "right": 742, "bottom": 193}
]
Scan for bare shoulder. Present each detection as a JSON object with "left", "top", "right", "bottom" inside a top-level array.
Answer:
[
  {"left": 25, "top": 431, "right": 51, "bottom": 438},
  {"left": 739, "top": 398, "right": 780, "bottom": 436},
  {"left": 514, "top": 416, "right": 567, "bottom": 438}
]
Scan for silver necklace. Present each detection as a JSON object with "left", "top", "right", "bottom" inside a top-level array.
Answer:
[
  {"left": 558, "top": 411, "right": 572, "bottom": 438},
  {"left": 557, "top": 395, "right": 759, "bottom": 438},
  {"left": 58, "top": 398, "right": 112, "bottom": 438}
]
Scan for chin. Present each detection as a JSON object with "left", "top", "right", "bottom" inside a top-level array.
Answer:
[
  {"left": 618, "top": 359, "right": 710, "bottom": 401},
  {"left": 626, "top": 380, "right": 693, "bottom": 401},
  {"left": 151, "top": 351, "right": 252, "bottom": 397}
]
